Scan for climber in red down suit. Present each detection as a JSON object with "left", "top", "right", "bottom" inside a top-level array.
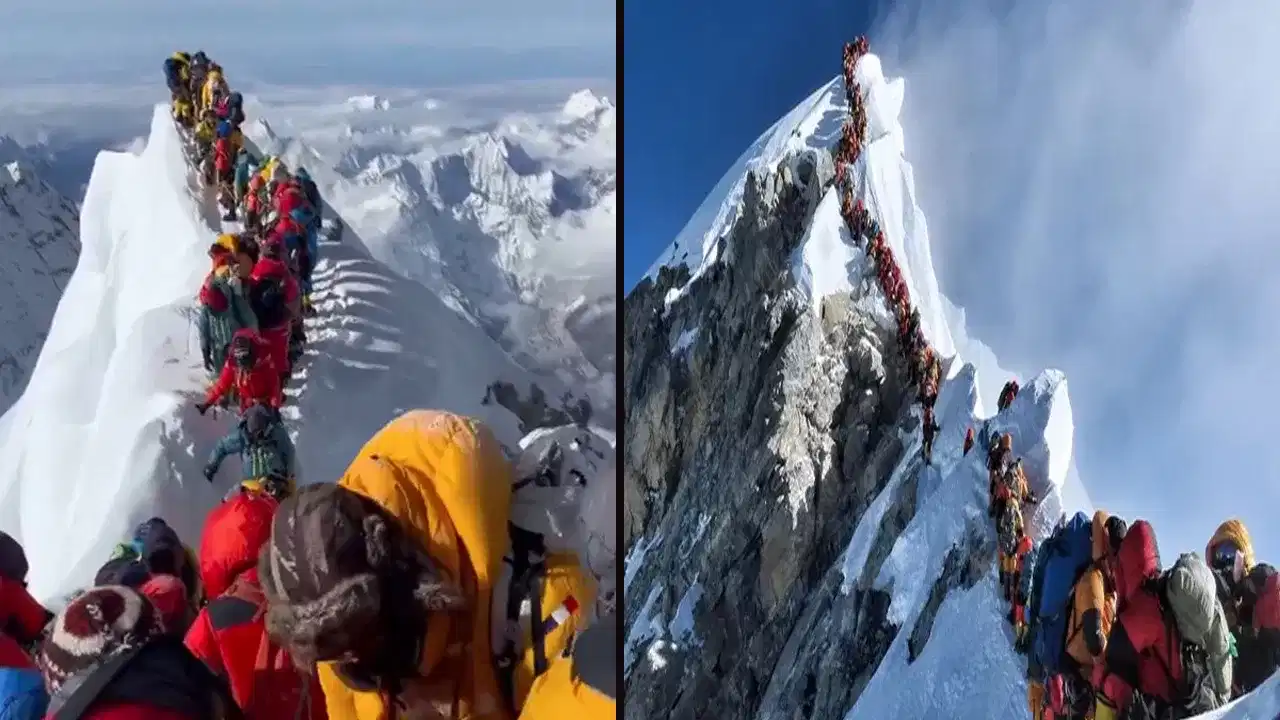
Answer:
[
  {"left": 196, "top": 329, "right": 283, "bottom": 415},
  {"left": 248, "top": 241, "right": 300, "bottom": 385}
]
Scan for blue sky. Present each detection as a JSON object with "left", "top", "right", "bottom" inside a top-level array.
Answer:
[
  {"left": 623, "top": 0, "right": 882, "bottom": 287},
  {"left": 0, "top": 0, "right": 615, "bottom": 87},
  {"left": 0, "top": 0, "right": 615, "bottom": 197},
  {"left": 626, "top": 0, "right": 1280, "bottom": 567}
]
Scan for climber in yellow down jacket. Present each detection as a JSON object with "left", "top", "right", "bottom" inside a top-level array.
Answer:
[{"left": 258, "top": 409, "right": 613, "bottom": 720}]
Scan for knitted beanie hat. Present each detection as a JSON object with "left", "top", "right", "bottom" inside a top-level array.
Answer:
[{"left": 38, "top": 585, "right": 163, "bottom": 696}]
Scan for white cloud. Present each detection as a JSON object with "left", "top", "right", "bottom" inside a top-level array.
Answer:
[
  {"left": 872, "top": 0, "right": 1280, "bottom": 564},
  {"left": 0, "top": 78, "right": 613, "bottom": 199}
]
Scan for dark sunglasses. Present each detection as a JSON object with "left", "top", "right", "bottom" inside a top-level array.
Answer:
[{"left": 1212, "top": 543, "right": 1239, "bottom": 571}]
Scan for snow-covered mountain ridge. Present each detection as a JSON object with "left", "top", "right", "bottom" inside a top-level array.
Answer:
[
  {"left": 0, "top": 160, "right": 80, "bottom": 415},
  {"left": 0, "top": 104, "right": 586, "bottom": 603},
  {"left": 622, "top": 53, "right": 1278, "bottom": 719},
  {"left": 241, "top": 88, "right": 616, "bottom": 429}
]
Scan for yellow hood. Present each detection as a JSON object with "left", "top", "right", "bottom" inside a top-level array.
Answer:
[
  {"left": 318, "top": 410, "right": 513, "bottom": 720},
  {"left": 1207, "top": 518, "right": 1255, "bottom": 572}
]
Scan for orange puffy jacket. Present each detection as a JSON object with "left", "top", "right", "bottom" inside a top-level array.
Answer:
[{"left": 1065, "top": 511, "right": 1118, "bottom": 672}]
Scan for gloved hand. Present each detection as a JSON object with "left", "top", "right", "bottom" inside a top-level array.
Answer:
[
  {"left": 1093, "top": 695, "right": 1118, "bottom": 720},
  {"left": 201, "top": 352, "right": 213, "bottom": 372},
  {"left": 203, "top": 465, "right": 217, "bottom": 483},
  {"left": 195, "top": 401, "right": 210, "bottom": 416}
]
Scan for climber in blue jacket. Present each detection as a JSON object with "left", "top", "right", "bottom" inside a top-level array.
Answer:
[{"left": 203, "top": 403, "right": 296, "bottom": 487}]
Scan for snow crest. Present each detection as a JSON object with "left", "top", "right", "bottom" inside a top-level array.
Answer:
[{"left": 0, "top": 105, "right": 545, "bottom": 602}]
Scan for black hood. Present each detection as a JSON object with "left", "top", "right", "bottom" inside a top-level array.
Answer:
[{"left": 47, "top": 635, "right": 241, "bottom": 720}]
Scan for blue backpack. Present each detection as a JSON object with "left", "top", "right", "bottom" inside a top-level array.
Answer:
[
  {"left": 1029, "top": 511, "right": 1094, "bottom": 675},
  {"left": 163, "top": 58, "right": 183, "bottom": 90},
  {"left": 0, "top": 667, "right": 48, "bottom": 720},
  {"left": 1020, "top": 539, "right": 1042, "bottom": 607}
]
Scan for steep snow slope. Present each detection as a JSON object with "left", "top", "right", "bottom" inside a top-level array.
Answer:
[
  {"left": 627, "top": 52, "right": 1273, "bottom": 719},
  {"left": 0, "top": 105, "right": 559, "bottom": 602},
  {"left": 0, "top": 162, "right": 80, "bottom": 414},
  {"left": 237, "top": 89, "right": 616, "bottom": 428}
]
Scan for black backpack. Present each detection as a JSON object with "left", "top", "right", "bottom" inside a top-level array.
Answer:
[
  {"left": 1145, "top": 578, "right": 1225, "bottom": 720},
  {"left": 998, "top": 503, "right": 1021, "bottom": 556},
  {"left": 1171, "top": 639, "right": 1219, "bottom": 718},
  {"left": 249, "top": 275, "right": 288, "bottom": 329}
]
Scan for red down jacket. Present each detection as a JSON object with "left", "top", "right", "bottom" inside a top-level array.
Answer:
[
  {"left": 184, "top": 492, "right": 324, "bottom": 719},
  {"left": 214, "top": 137, "right": 234, "bottom": 174},
  {"left": 204, "top": 329, "right": 283, "bottom": 412},
  {"left": 0, "top": 575, "right": 49, "bottom": 670},
  {"left": 1097, "top": 520, "right": 1181, "bottom": 711},
  {"left": 248, "top": 258, "right": 298, "bottom": 371}
]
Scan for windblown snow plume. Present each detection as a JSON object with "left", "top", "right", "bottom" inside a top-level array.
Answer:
[{"left": 623, "top": 50, "right": 1275, "bottom": 720}]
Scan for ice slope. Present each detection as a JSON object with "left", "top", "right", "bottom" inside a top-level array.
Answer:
[
  {"left": 0, "top": 161, "right": 80, "bottom": 415},
  {"left": 835, "top": 365, "right": 1070, "bottom": 718},
  {"left": 0, "top": 105, "right": 549, "bottom": 603}
]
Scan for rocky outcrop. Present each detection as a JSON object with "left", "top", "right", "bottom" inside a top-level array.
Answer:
[
  {"left": 623, "top": 148, "right": 988, "bottom": 719},
  {"left": 0, "top": 161, "right": 80, "bottom": 413}
]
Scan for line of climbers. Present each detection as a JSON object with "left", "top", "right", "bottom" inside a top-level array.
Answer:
[
  {"left": 0, "top": 55, "right": 618, "bottom": 720},
  {"left": 835, "top": 38, "right": 943, "bottom": 465},
  {"left": 836, "top": 40, "right": 1280, "bottom": 718},
  {"left": 980, "top": 410, "right": 1280, "bottom": 719},
  {"left": 165, "top": 50, "right": 325, "bottom": 492},
  {"left": 0, "top": 410, "right": 617, "bottom": 719}
]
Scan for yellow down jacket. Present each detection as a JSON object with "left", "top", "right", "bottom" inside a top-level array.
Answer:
[
  {"left": 201, "top": 69, "right": 225, "bottom": 111},
  {"left": 316, "top": 410, "right": 598, "bottom": 720},
  {"left": 517, "top": 614, "right": 616, "bottom": 719}
]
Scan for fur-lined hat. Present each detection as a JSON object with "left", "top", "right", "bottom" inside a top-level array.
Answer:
[{"left": 258, "top": 482, "right": 461, "bottom": 669}]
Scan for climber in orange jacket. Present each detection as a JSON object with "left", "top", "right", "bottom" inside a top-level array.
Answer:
[{"left": 1047, "top": 512, "right": 1127, "bottom": 719}]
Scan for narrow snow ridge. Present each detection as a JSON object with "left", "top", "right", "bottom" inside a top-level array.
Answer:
[
  {"left": 0, "top": 105, "right": 541, "bottom": 603},
  {"left": 0, "top": 106, "right": 229, "bottom": 602}
]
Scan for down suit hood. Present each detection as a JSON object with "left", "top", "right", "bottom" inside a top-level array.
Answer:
[{"left": 260, "top": 409, "right": 598, "bottom": 720}]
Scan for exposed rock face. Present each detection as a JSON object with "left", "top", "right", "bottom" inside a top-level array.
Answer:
[
  {"left": 0, "top": 161, "right": 80, "bottom": 413},
  {"left": 622, "top": 151, "right": 996, "bottom": 719}
]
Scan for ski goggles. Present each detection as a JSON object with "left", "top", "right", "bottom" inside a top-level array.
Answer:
[{"left": 1211, "top": 542, "right": 1239, "bottom": 571}]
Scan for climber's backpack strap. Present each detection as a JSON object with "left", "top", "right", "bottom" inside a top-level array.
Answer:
[{"left": 495, "top": 523, "right": 548, "bottom": 714}]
